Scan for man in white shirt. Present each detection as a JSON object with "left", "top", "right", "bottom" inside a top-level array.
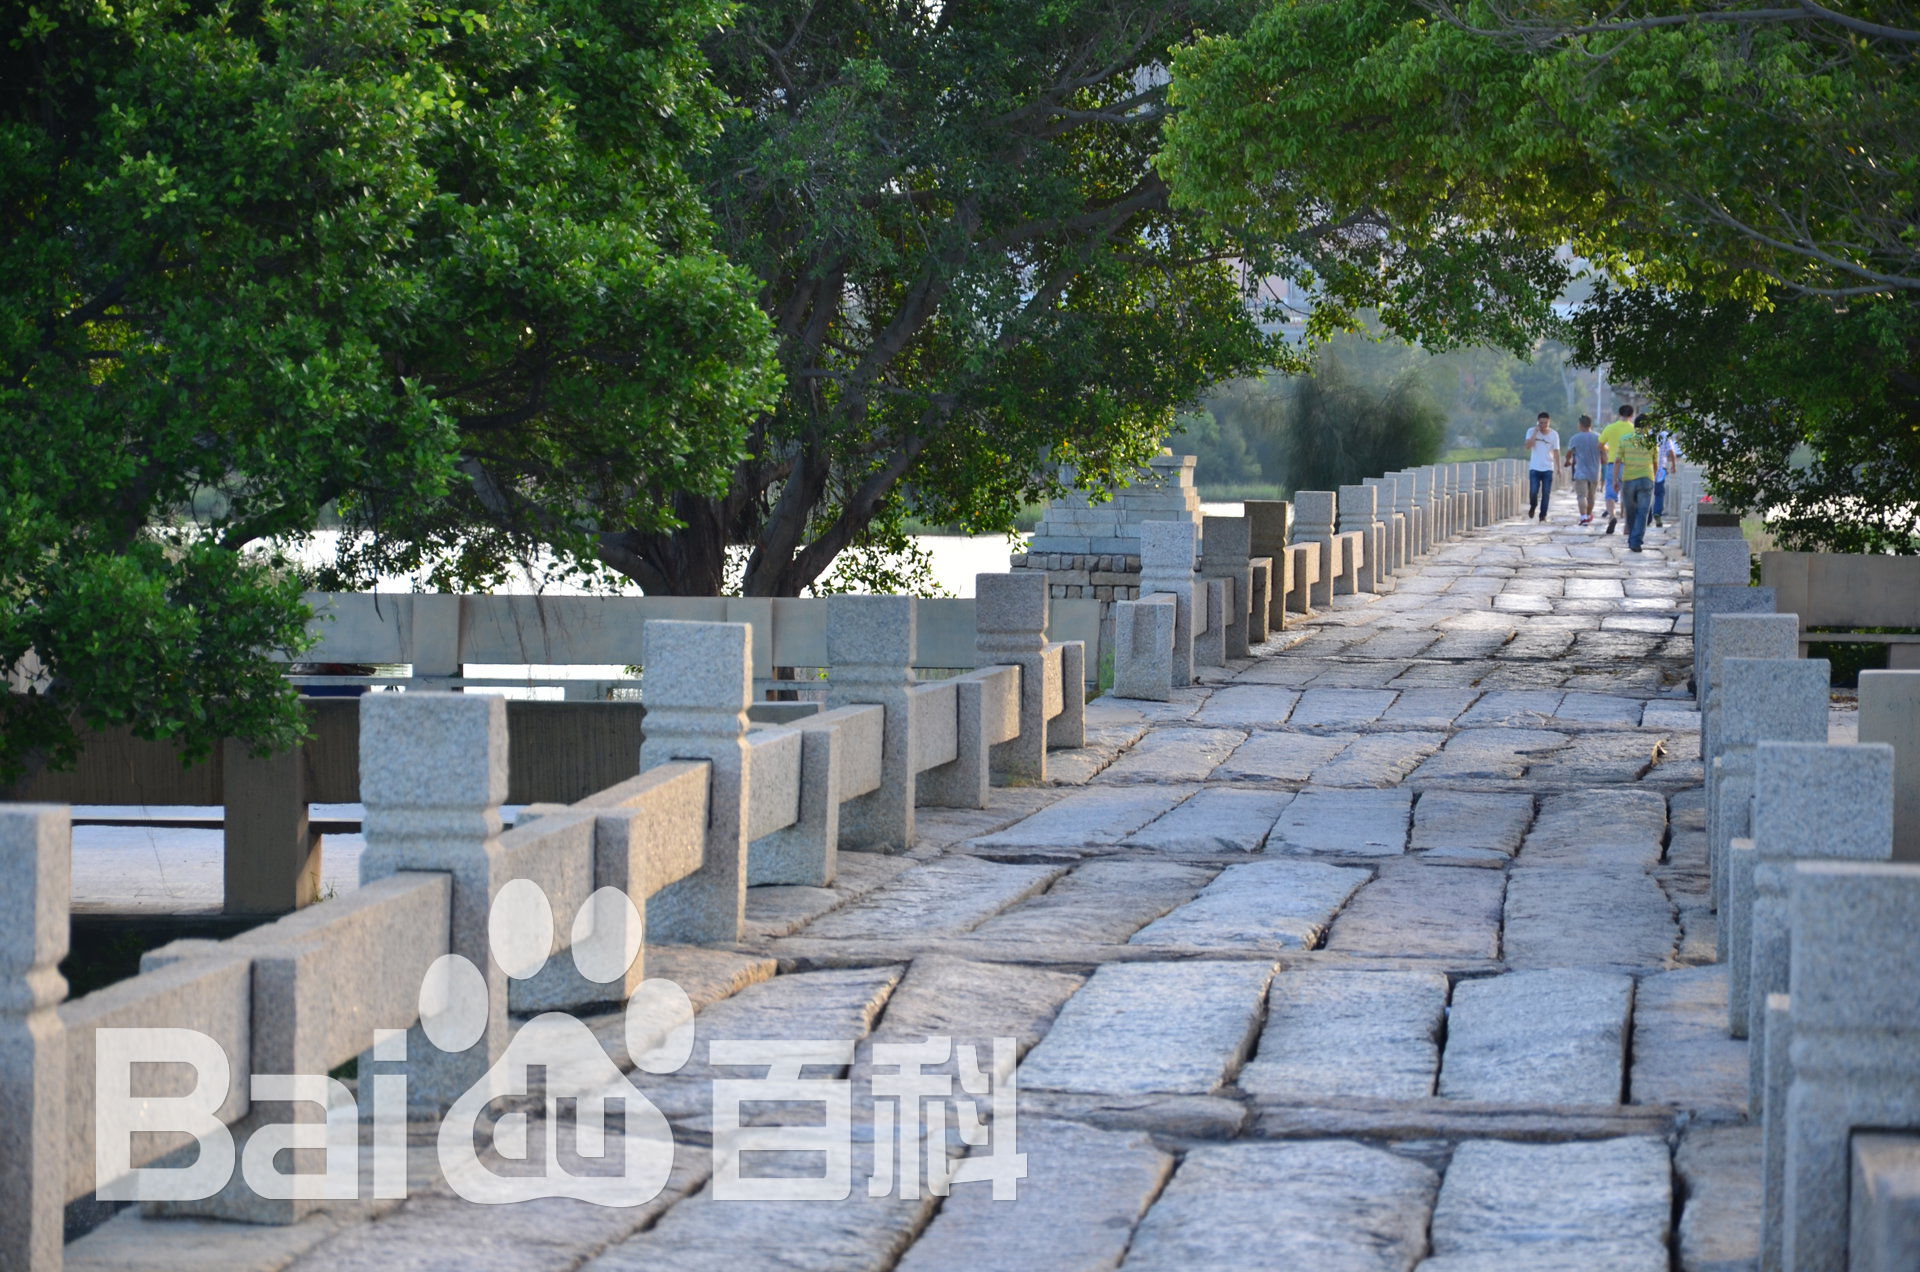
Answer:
[{"left": 1524, "top": 412, "right": 1561, "bottom": 522}]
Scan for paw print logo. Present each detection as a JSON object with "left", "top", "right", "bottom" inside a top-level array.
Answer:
[{"left": 418, "top": 879, "right": 695, "bottom": 1206}]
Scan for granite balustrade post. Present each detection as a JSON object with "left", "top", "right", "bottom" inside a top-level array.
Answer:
[
  {"left": 1717, "top": 656, "right": 1832, "bottom": 1038},
  {"left": 1138, "top": 519, "right": 1199, "bottom": 688},
  {"left": 1749, "top": 741, "right": 1895, "bottom": 1118},
  {"left": 975, "top": 572, "right": 1052, "bottom": 783},
  {"left": 1415, "top": 467, "right": 1440, "bottom": 547},
  {"left": 636, "top": 619, "right": 753, "bottom": 940},
  {"left": 1112, "top": 595, "right": 1177, "bottom": 701},
  {"left": 1779, "top": 858, "right": 1920, "bottom": 1272},
  {"left": 1200, "top": 515, "right": 1254, "bottom": 660},
  {"left": 1245, "top": 500, "right": 1292, "bottom": 633},
  {"left": 828, "top": 596, "right": 917, "bottom": 852},
  {"left": 1860, "top": 670, "right": 1920, "bottom": 863},
  {"left": 0, "top": 806, "right": 69, "bottom": 1272},
  {"left": 1700, "top": 612, "right": 1800, "bottom": 863},
  {"left": 1390, "top": 472, "right": 1422, "bottom": 560},
  {"left": 1292, "top": 492, "right": 1340, "bottom": 610},
  {"left": 359, "top": 691, "right": 513, "bottom": 1107},
  {"left": 1338, "top": 484, "right": 1382, "bottom": 594},
  {"left": 1364, "top": 476, "right": 1406, "bottom": 573}
]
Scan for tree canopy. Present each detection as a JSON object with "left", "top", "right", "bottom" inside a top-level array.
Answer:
[
  {"left": 587, "top": 0, "right": 1293, "bottom": 597},
  {"left": 1159, "top": 0, "right": 1920, "bottom": 550},
  {"left": 1, "top": 0, "right": 777, "bottom": 778}
]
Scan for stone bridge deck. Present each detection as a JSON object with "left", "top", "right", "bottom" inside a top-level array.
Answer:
[{"left": 72, "top": 496, "right": 1761, "bottom": 1272}]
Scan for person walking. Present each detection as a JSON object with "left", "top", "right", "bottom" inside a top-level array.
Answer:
[
  {"left": 1612, "top": 416, "right": 1661, "bottom": 552},
  {"left": 1524, "top": 412, "right": 1561, "bottom": 521},
  {"left": 1564, "top": 414, "right": 1603, "bottom": 525},
  {"left": 1651, "top": 427, "right": 1680, "bottom": 527},
  {"left": 1597, "top": 404, "right": 1637, "bottom": 534}
]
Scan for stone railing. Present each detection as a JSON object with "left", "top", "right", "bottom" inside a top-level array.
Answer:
[
  {"left": 1109, "top": 459, "right": 1528, "bottom": 700},
  {"left": 287, "top": 588, "right": 1102, "bottom": 700},
  {"left": 1689, "top": 523, "right": 1920, "bottom": 1271},
  {"left": 0, "top": 581, "right": 1086, "bottom": 1270},
  {"left": 5, "top": 578, "right": 1093, "bottom": 917}
]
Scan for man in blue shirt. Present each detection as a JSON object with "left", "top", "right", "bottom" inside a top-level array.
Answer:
[{"left": 1563, "top": 414, "right": 1604, "bottom": 526}]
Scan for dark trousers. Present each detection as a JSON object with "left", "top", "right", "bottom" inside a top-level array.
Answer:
[{"left": 1528, "top": 469, "right": 1554, "bottom": 516}]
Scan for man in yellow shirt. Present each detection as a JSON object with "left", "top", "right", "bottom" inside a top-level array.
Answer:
[
  {"left": 1611, "top": 419, "right": 1662, "bottom": 552},
  {"left": 1596, "top": 404, "right": 1638, "bottom": 534}
]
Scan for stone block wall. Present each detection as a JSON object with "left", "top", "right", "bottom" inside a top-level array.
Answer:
[{"left": 1010, "top": 451, "right": 1203, "bottom": 604}]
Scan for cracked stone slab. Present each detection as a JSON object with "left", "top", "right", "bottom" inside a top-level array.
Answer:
[
  {"left": 1408, "top": 729, "right": 1568, "bottom": 783},
  {"left": 1215, "top": 731, "right": 1356, "bottom": 782},
  {"left": 969, "top": 785, "right": 1196, "bottom": 849},
  {"left": 1456, "top": 690, "right": 1566, "bottom": 726},
  {"left": 1123, "top": 787, "right": 1294, "bottom": 853},
  {"left": 1323, "top": 861, "right": 1505, "bottom": 960},
  {"left": 745, "top": 851, "right": 918, "bottom": 939},
  {"left": 1017, "top": 959, "right": 1276, "bottom": 1095},
  {"left": 1409, "top": 791, "right": 1534, "bottom": 862},
  {"left": 798, "top": 857, "right": 1066, "bottom": 940},
  {"left": 1093, "top": 728, "right": 1248, "bottom": 783},
  {"left": 1120, "top": 1141, "right": 1439, "bottom": 1272},
  {"left": 1310, "top": 732, "right": 1448, "bottom": 788},
  {"left": 1628, "top": 966, "right": 1748, "bottom": 1118},
  {"left": 1239, "top": 970, "right": 1449, "bottom": 1102},
  {"left": 1192, "top": 685, "right": 1303, "bottom": 728},
  {"left": 1377, "top": 689, "right": 1481, "bottom": 729},
  {"left": 1519, "top": 789, "right": 1669, "bottom": 870},
  {"left": 586, "top": 1146, "right": 938, "bottom": 1272},
  {"left": 1523, "top": 732, "right": 1668, "bottom": 787},
  {"left": 632, "top": 964, "right": 906, "bottom": 1120},
  {"left": 863, "top": 955, "right": 1083, "bottom": 1061},
  {"left": 277, "top": 1138, "right": 708, "bottom": 1272},
  {"left": 1551, "top": 692, "right": 1648, "bottom": 726},
  {"left": 895, "top": 1119, "right": 1172, "bottom": 1272},
  {"left": 1503, "top": 865, "right": 1677, "bottom": 971},
  {"left": 1267, "top": 788, "right": 1412, "bottom": 856},
  {"left": 963, "top": 860, "right": 1214, "bottom": 945},
  {"left": 1288, "top": 688, "right": 1401, "bottom": 729},
  {"left": 1417, "top": 1138, "right": 1671, "bottom": 1272},
  {"left": 1439, "top": 970, "right": 1634, "bottom": 1106},
  {"left": 1128, "top": 860, "right": 1372, "bottom": 950}
]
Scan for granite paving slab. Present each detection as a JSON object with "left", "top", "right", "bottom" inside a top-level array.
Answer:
[
  {"left": 1122, "top": 787, "right": 1294, "bottom": 852},
  {"left": 1017, "top": 960, "right": 1277, "bottom": 1095},
  {"left": 1409, "top": 790, "right": 1534, "bottom": 861},
  {"left": 1267, "top": 788, "right": 1413, "bottom": 855},
  {"left": 1322, "top": 861, "right": 1505, "bottom": 960},
  {"left": 963, "top": 861, "right": 1215, "bottom": 945},
  {"left": 1120, "top": 1142, "right": 1438, "bottom": 1272},
  {"left": 1417, "top": 1138, "right": 1671, "bottom": 1272},
  {"left": 1127, "top": 860, "right": 1372, "bottom": 950},
  {"left": 1094, "top": 727, "right": 1248, "bottom": 783},
  {"left": 895, "top": 1120, "right": 1172, "bottom": 1272},
  {"left": 1438, "top": 970, "right": 1634, "bottom": 1105},
  {"left": 1215, "top": 731, "right": 1355, "bottom": 783},
  {"left": 797, "top": 857, "right": 1066, "bottom": 940},
  {"left": 968, "top": 786, "right": 1196, "bottom": 849},
  {"left": 1239, "top": 970, "right": 1449, "bottom": 1101}
]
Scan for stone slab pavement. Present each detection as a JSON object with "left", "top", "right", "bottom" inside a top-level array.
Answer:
[{"left": 68, "top": 485, "right": 1767, "bottom": 1272}]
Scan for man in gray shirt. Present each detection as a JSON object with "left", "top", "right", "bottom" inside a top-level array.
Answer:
[{"left": 1564, "top": 414, "right": 1604, "bottom": 526}]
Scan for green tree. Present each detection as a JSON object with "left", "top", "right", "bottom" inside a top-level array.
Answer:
[
  {"left": 1158, "top": 0, "right": 1920, "bottom": 549},
  {"left": 1, "top": 0, "right": 777, "bottom": 779},
  {"left": 589, "top": 0, "right": 1289, "bottom": 597},
  {"left": 1275, "top": 353, "right": 1446, "bottom": 490}
]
